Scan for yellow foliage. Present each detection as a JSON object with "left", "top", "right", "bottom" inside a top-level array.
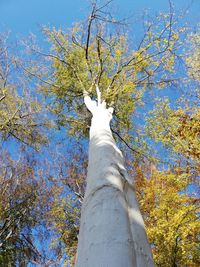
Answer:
[
  {"left": 186, "top": 28, "right": 200, "bottom": 82},
  {"left": 135, "top": 168, "right": 200, "bottom": 267}
]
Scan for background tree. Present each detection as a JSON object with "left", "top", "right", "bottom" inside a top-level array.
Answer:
[
  {"left": 186, "top": 27, "right": 200, "bottom": 83},
  {"left": 132, "top": 162, "right": 200, "bottom": 266},
  {"left": 0, "top": 33, "right": 48, "bottom": 149},
  {"left": 0, "top": 147, "right": 42, "bottom": 266},
  {"left": 145, "top": 27, "right": 200, "bottom": 182},
  {"left": 0, "top": 33, "right": 51, "bottom": 266},
  {"left": 44, "top": 144, "right": 86, "bottom": 266}
]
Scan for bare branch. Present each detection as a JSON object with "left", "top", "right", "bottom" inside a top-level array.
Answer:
[
  {"left": 86, "top": 4, "right": 96, "bottom": 61},
  {"left": 96, "top": 35, "right": 104, "bottom": 84},
  {"left": 95, "top": 0, "right": 114, "bottom": 12},
  {"left": 111, "top": 126, "right": 141, "bottom": 156},
  {"left": 72, "top": 35, "right": 84, "bottom": 49},
  {"left": 0, "top": 95, "right": 6, "bottom": 102}
]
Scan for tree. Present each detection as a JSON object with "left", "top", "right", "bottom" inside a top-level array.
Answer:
[
  {"left": 73, "top": 88, "right": 155, "bottom": 266},
  {"left": 145, "top": 28, "right": 200, "bottom": 181},
  {"left": 146, "top": 98, "right": 200, "bottom": 175},
  {"left": 132, "top": 162, "right": 200, "bottom": 266},
  {"left": 0, "top": 34, "right": 55, "bottom": 266},
  {"left": 0, "top": 33, "right": 48, "bottom": 149},
  {"left": 185, "top": 27, "right": 200, "bottom": 83},
  {"left": 0, "top": 148, "right": 42, "bottom": 266},
  {"left": 45, "top": 143, "right": 86, "bottom": 266},
  {"left": 141, "top": 26, "right": 200, "bottom": 266},
  {"left": 27, "top": 1, "right": 187, "bottom": 266}
]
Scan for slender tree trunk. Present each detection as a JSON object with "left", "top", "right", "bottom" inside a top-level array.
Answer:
[{"left": 75, "top": 95, "right": 155, "bottom": 267}]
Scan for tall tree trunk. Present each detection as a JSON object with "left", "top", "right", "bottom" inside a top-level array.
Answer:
[{"left": 75, "top": 95, "right": 155, "bottom": 267}]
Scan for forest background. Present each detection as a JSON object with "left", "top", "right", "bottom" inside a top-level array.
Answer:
[{"left": 0, "top": 0, "right": 199, "bottom": 266}]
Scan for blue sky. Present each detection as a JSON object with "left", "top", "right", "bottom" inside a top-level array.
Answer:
[{"left": 0, "top": 0, "right": 199, "bottom": 39}]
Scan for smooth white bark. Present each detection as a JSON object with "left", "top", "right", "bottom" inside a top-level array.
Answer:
[{"left": 75, "top": 95, "right": 155, "bottom": 267}]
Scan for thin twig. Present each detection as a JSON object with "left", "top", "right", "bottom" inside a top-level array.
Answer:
[{"left": 111, "top": 126, "right": 141, "bottom": 155}]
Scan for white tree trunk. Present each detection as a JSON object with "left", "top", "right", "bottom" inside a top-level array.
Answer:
[{"left": 75, "top": 95, "right": 155, "bottom": 267}]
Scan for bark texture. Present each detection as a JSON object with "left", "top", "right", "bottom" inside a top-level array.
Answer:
[{"left": 75, "top": 96, "right": 155, "bottom": 267}]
